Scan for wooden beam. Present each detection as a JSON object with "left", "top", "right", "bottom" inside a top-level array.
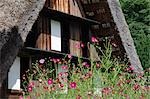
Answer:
[
  {"left": 76, "top": 0, "right": 86, "bottom": 17},
  {"left": 41, "top": 7, "right": 101, "bottom": 25},
  {"left": 20, "top": 47, "right": 90, "bottom": 62}
]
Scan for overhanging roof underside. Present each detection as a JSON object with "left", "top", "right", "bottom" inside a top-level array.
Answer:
[
  {"left": 77, "top": 0, "right": 126, "bottom": 58},
  {"left": 77, "top": 0, "right": 142, "bottom": 72}
]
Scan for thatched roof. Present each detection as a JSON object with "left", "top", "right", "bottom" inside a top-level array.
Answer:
[
  {"left": 107, "top": 0, "right": 143, "bottom": 72},
  {"left": 0, "top": 0, "right": 46, "bottom": 85}
]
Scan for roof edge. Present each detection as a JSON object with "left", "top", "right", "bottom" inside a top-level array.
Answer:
[{"left": 107, "top": 0, "right": 143, "bottom": 73}]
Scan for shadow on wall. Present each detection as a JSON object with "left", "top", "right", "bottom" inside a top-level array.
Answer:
[{"left": 0, "top": 27, "right": 23, "bottom": 98}]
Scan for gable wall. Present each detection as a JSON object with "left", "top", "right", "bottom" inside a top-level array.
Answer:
[{"left": 45, "top": 0, "right": 83, "bottom": 17}]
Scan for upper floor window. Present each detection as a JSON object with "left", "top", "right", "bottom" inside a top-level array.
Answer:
[
  {"left": 25, "top": 16, "right": 90, "bottom": 57},
  {"left": 25, "top": 17, "right": 62, "bottom": 52},
  {"left": 51, "top": 20, "right": 61, "bottom": 51}
]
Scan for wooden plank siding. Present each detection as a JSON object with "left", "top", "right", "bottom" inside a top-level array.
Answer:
[
  {"left": 45, "top": 0, "right": 84, "bottom": 17},
  {"left": 36, "top": 16, "right": 51, "bottom": 51},
  {"left": 25, "top": 17, "right": 85, "bottom": 57},
  {"left": 69, "top": 22, "right": 82, "bottom": 57},
  {"left": 24, "top": 0, "right": 99, "bottom": 59},
  {"left": 69, "top": 0, "right": 82, "bottom": 17},
  {"left": 35, "top": 0, "right": 88, "bottom": 53},
  {"left": 25, "top": 16, "right": 88, "bottom": 57},
  {"left": 81, "top": 0, "right": 126, "bottom": 59},
  {"left": 45, "top": 0, "right": 69, "bottom": 13}
]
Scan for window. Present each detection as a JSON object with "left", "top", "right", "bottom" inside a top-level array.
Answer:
[
  {"left": 51, "top": 20, "right": 61, "bottom": 51},
  {"left": 8, "top": 57, "right": 20, "bottom": 90},
  {"left": 25, "top": 16, "right": 91, "bottom": 58},
  {"left": 25, "top": 17, "right": 62, "bottom": 52}
]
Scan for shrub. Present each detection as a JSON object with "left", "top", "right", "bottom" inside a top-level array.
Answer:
[{"left": 21, "top": 42, "right": 150, "bottom": 99}]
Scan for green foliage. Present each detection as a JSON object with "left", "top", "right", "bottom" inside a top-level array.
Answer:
[
  {"left": 119, "top": 0, "right": 150, "bottom": 69},
  {"left": 21, "top": 43, "right": 150, "bottom": 99}
]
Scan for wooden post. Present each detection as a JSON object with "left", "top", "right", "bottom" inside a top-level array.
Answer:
[
  {"left": 0, "top": 82, "right": 2, "bottom": 98},
  {"left": 57, "top": 64, "right": 68, "bottom": 94},
  {"left": 43, "top": 17, "right": 47, "bottom": 50},
  {"left": 46, "top": 17, "right": 51, "bottom": 51}
]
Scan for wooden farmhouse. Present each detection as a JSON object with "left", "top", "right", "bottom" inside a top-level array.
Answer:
[{"left": 0, "top": 0, "right": 143, "bottom": 98}]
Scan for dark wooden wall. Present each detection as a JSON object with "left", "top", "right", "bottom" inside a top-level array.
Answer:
[
  {"left": 25, "top": 17, "right": 89, "bottom": 57},
  {"left": 81, "top": 0, "right": 126, "bottom": 59},
  {"left": 36, "top": 16, "right": 51, "bottom": 51},
  {"left": 69, "top": 22, "right": 82, "bottom": 56},
  {"left": 45, "top": 0, "right": 83, "bottom": 17}
]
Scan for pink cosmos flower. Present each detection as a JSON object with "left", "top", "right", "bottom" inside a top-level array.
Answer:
[
  {"left": 82, "top": 62, "right": 87, "bottom": 66},
  {"left": 82, "top": 62, "right": 89, "bottom": 68},
  {"left": 19, "top": 96, "right": 23, "bottom": 99},
  {"left": 52, "top": 58, "right": 57, "bottom": 63},
  {"left": 59, "top": 84, "right": 64, "bottom": 88},
  {"left": 85, "top": 64, "right": 90, "bottom": 68},
  {"left": 47, "top": 78, "right": 53, "bottom": 85},
  {"left": 68, "top": 54, "right": 72, "bottom": 59},
  {"left": 75, "top": 42, "right": 84, "bottom": 49},
  {"left": 64, "top": 72, "right": 68, "bottom": 76},
  {"left": 70, "top": 82, "right": 77, "bottom": 89},
  {"left": 102, "top": 87, "right": 112, "bottom": 95},
  {"left": 126, "top": 80, "right": 131, "bottom": 84},
  {"left": 126, "top": 68, "right": 130, "bottom": 71},
  {"left": 75, "top": 42, "right": 81, "bottom": 49},
  {"left": 61, "top": 65, "right": 68, "bottom": 70},
  {"left": 63, "top": 78, "right": 68, "bottom": 82},
  {"left": 76, "top": 95, "right": 82, "bottom": 99},
  {"left": 81, "top": 43, "right": 84, "bottom": 48},
  {"left": 85, "top": 72, "right": 92, "bottom": 78},
  {"left": 126, "top": 65, "right": 134, "bottom": 72},
  {"left": 91, "top": 37, "right": 98, "bottom": 43},
  {"left": 58, "top": 72, "right": 63, "bottom": 77},
  {"left": 133, "top": 83, "right": 140, "bottom": 90},
  {"left": 28, "top": 82, "right": 34, "bottom": 87},
  {"left": 56, "top": 58, "right": 60, "bottom": 62},
  {"left": 96, "top": 63, "right": 101, "bottom": 68},
  {"left": 39, "top": 59, "right": 45, "bottom": 64},
  {"left": 28, "top": 86, "right": 32, "bottom": 92},
  {"left": 129, "top": 66, "right": 134, "bottom": 71}
]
